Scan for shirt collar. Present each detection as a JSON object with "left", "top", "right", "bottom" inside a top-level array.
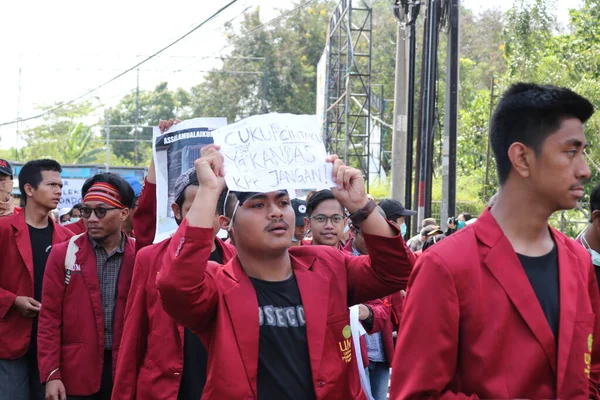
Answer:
[{"left": 88, "top": 232, "right": 126, "bottom": 254}]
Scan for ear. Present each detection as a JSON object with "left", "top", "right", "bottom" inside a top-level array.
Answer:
[
  {"left": 507, "top": 142, "right": 533, "bottom": 179},
  {"left": 24, "top": 183, "right": 35, "bottom": 199},
  {"left": 219, "top": 215, "right": 232, "bottom": 231},
  {"left": 120, "top": 208, "right": 130, "bottom": 222},
  {"left": 592, "top": 210, "right": 600, "bottom": 223},
  {"left": 171, "top": 203, "right": 182, "bottom": 221},
  {"left": 304, "top": 216, "right": 311, "bottom": 229}
]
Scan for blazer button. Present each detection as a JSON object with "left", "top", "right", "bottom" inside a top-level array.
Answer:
[
  {"left": 317, "top": 381, "right": 325, "bottom": 387},
  {"left": 174, "top": 372, "right": 180, "bottom": 376}
]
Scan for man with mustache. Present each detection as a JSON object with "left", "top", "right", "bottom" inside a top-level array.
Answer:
[
  {"left": 157, "top": 145, "right": 413, "bottom": 399},
  {"left": 391, "top": 83, "right": 600, "bottom": 399}
]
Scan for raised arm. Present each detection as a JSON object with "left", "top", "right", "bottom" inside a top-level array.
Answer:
[{"left": 156, "top": 145, "right": 226, "bottom": 332}]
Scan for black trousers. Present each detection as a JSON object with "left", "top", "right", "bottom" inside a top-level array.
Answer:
[{"left": 67, "top": 350, "right": 112, "bottom": 400}]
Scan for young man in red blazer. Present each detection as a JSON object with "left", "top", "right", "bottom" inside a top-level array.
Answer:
[
  {"left": 0, "top": 159, "right": 73, "bottom": 400},
  {"left": 157, "top": 145, "right": 414, "bottom": 399},
  {"left": 391, "top": 83, "right": 600, "bottom": 399},
  {"left": 112, "top": 168, "right": 236, "bottom": 400},
  {"left": 38, "top": 173, "right": 136, "bottom": 400}
]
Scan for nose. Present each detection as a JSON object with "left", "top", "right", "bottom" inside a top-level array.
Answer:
[
  {"left": 323, "top": 218, "right": 334, "bottom": 229},
  {"left": 577, "top": 155, "right": 591, "bottom": 182},
  {"left": 87, "top": 211, "right": 99, "bottom": 222},
  {"left": 267, "top": 202, "right": 284, "bottom": 219}
]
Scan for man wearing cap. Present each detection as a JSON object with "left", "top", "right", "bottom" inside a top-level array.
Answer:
[
  {"left": 378, "top": 199, "right": 416, "bottom": 239},
  {"left": 112, "top": 168, "right": 236, "bottom": 400},
  {"left": 0, "top": 158, "right": 18, "bottom": 217},
  {"left": 406, "top": 218, "right": 437, "bottom": 253},
  {"left": 38, "top": 173, "right": 136, "bottom": 400},
  {"left": 121, "top": 176, "right": 142, "bottom": 238},
  {"left": 156, "top": 145, "right": 414, "bottom": 399},
  {"left": 0, "top": 159, "right": 73, "bottom": 400},
  {"left": 290, "top": 199, "right": 307, "bottom": 247}
]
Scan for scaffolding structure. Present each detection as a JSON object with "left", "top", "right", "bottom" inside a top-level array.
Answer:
[{"left": 325, "top": 0, "right": 375, "bottom": 189}]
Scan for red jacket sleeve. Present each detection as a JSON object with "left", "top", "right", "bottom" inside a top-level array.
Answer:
[
  {"left": 0, "top": 288, "right": 17, "bottom": 320},
  {"left": 345, "top": 221, "right": 415, "bottom": 305},
  {"left": 587, "top": 257, "right": 600, "bottom": 398},
  {"left": 134, "top": 179, "right": 157, "bottom": 253},
  {"left": 37, "top": 245, "right": 68, "bottom": 383},
  {"left": 389, "top": 251, "right": 478, "bottom": 399},
  {"left": 156, "top": 220, "right": 219, "bottom": 334},
  {"left": 362, "top": 299, "right": 389, "bottom": 335},
  {"left": 112, "top": 248, "right": 152, "bottom": 400}
]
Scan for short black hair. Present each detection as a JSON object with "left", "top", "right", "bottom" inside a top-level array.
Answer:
[
  {"left": 460, "top": 213, "right": 472, "bottom": 221},
  {"left": 72, "top": 203, "right": 83, "bottom": 211},
  {"left": 217, "top": 188, "right": 230, "bottom": 216},
  {"left": 490, "top": 83, "right": 594, "bottom": 185},
  {"left": 81, "top": 173, "right": 135, "bottom": 208},
  {"left": 590, "top": 184, "right": 600, "bottom": 220},
  {"left": 18, "top": 159, "right": 62, "bottom": 205},
  {"left": 306, "top": 189, "right": 343, "bottom": 217},
  {"left": 422, "top": 233, "right": 446, "bottom": 251}
]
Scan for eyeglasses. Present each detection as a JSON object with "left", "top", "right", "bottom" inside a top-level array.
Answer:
[
  {"left": 80, "top": 206, "right": 120, "bottom": 219},
  {"left": 310, "top": 214, "right": 344, "bottom": 225}
]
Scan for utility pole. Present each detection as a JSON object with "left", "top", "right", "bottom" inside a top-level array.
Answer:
[
  {"left": 105, "top": 111, "right": 111, "bottom": 172},
  {"left": 441, "top": 0, "right": 459, "bottom": 228},
  {"left": 134, "top": 68, "right": 140, "bottom": 165},
  {"left": 391, "top": 1, "right": 408, "bottom": 202}
]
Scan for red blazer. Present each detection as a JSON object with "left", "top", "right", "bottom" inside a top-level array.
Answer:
[
  {"left": 344, "top": 239, "right": 396, "bottom": 364},
  {"left": 112, "top": 237, "right": 236, "bottom": 400},
  {"left": 157, "top": 220, "right": 414, "bottom": 400},
  {"left": 37, "top": 234, "right": 136, "bottom": 396},
  {"left": 133, "top": 179, "right": 156, "bottom": 253},
  {"left": 0, "top": 212, "right": 73, "bottom": 359},
  {"left": 390, "top": 209, "right": 600, "bottom": 399},
  {"left": 64, "top": 218, "right": 86, "bottom": 235}
]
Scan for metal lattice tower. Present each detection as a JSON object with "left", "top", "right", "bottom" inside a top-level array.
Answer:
[{"left": 325, "top": 0, "right": 374, "bottom": 189}]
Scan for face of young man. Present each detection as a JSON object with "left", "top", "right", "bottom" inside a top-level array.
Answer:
[
  {"left": 227, "top": 191, "right": 294, "bottom": 254},
  {"left": 526, "top": 117, "right": 590, "bottom": 211},
  {"left": 294, "top": 223, "right": 307, "bottom": 242},
  {"left": 26, "top": 170, "right": 63, "bottom": 210},
  {"left": 83, "top": 200, "right": 128, "bottom": 242},
  {"left": 306, "top": 198, "right": 345, "bottom": 247}
]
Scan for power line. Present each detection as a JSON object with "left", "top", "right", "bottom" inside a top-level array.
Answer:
[{"left": 0, "top": 0, "right": 241, "bottom": 128}]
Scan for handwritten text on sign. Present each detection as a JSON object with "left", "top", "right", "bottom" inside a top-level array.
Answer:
[{"left": 213, "top": 114, "right": 335, "bottom": 192}]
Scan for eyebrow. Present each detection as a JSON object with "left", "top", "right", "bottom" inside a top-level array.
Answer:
[
  {"left": 565, "top": 138, "right": 588, "bottom": 148},
  {"left": 246, "top": 191, "right": 289, "bottom": 202}
]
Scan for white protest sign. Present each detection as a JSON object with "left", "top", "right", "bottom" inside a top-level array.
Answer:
[
  {"left": 213, "top": 113, "right": 335, "bottom": 192},
  {"left": 153, "top": 117, "right": 228, "bottom": 243},
  {"left": 59, "top": 179, "right": 86, "bottom": 207}
]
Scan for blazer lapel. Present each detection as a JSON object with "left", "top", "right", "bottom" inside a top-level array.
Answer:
[
  {"left": 77, "top": 236, "right": 105, "bottom": 348},
  {"left": 223, "top": 258, "right": 260, "bottom": 398},
  {"left": 554, "top": 233, "right": 578, "bottom": 394},
  {"left": 13, "top": 214, "right": 34, "bottom": 283},
  {"left": 292, "top": 254, "right": 329, "bottom": 378},
  {"left": 477, "top": 210, "right": 557, "bottom": 374}
]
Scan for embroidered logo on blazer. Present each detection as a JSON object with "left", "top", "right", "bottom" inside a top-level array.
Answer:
[{"left": 338, "top": 325, "right": 353, "bottom": 363}]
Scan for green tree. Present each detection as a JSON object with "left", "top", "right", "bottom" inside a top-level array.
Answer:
[
  {"left": 59, "top": 123, "right": 104, "bottom": 164},
  {"left": 106, "top": 82, "right": 190, "bottom": 166}
]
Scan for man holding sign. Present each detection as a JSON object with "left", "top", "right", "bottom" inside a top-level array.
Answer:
[{"left": 157, "top": 142, "right": 414, "bottom": 399}]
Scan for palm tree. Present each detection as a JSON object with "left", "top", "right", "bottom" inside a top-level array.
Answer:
[{"left": 59, "top": 123, "right": 104, "bottom": 164}]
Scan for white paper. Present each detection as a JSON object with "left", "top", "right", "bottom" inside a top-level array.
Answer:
[
  {"left": 349, "top": 305, "right": 375, "bottom": 400},
  {"left": 152, "top": 117, "right": 228, "bottom": 243},
  {"left": 60, "top": 179, "right": 86, "bottom": 207},
  {"left": 212, "top": 113, "right": 335, "bottom": 193}
]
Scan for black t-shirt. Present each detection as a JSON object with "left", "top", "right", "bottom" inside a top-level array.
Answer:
[
  {"left": 177, "top": 246, "right": 223, "bottom": 400},
  {"left": 27, "top": 222, "right": 53, "bottom": 356},
  {"left": 28, "top": 223, "right": 54, "bottom": 302},
  {"left": 518, "top": 246, "right": 560, "bottom": 338},
  {"left": 250, "top": 274, "right": 316, "bottom": 400}
]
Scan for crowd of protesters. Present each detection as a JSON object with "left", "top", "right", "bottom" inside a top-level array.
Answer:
[{"left": 1, "top": 82, "right": 600, "bottom": 400}]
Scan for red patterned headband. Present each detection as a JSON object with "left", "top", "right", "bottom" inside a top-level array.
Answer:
[{"left": 83, "top": 182, "right": 126, "bottom": 209}]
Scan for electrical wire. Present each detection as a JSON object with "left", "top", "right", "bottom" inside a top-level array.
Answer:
[{"left": 0, "top": 0, "right": 241, "bottom": 127}]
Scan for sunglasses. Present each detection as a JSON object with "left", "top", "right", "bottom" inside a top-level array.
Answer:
[{"left": 80, "top": 206, "right": 120, "bottom": 219}]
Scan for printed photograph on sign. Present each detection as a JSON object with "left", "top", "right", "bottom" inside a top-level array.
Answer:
[
  {"left": 212, "top": 113, "right": 335, "bottom": 193},
  {"left": 153, "top": 117, "right": 228, "bottom": 243}
]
